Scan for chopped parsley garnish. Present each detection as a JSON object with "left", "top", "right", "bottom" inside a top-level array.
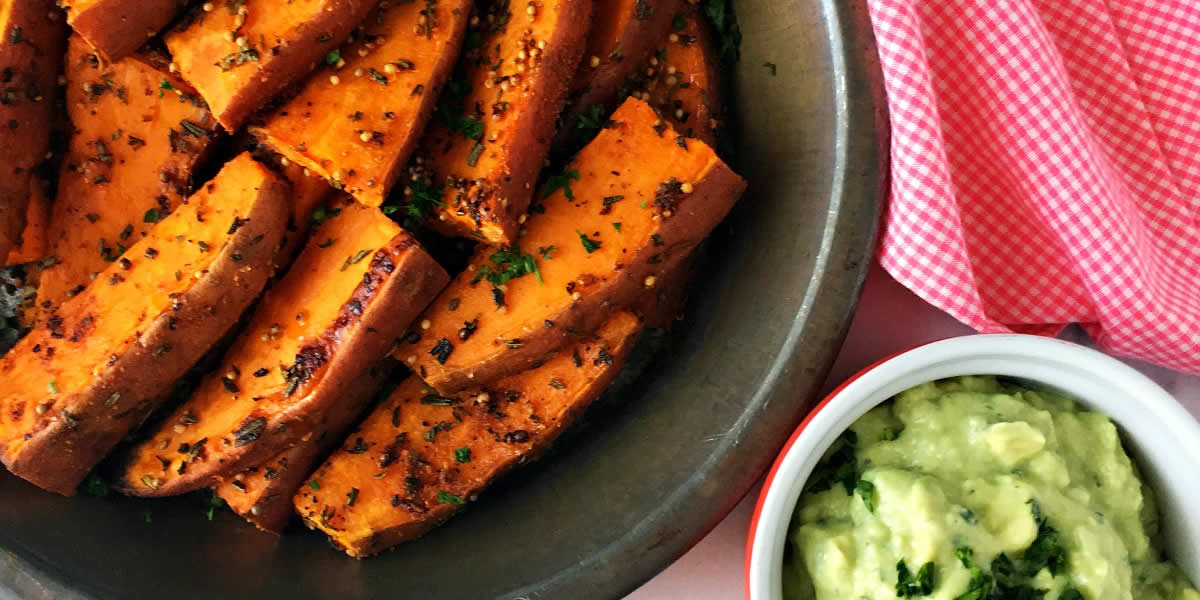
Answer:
[
  {"left": 672, "top": 12, "right": 687, "bottom": 30},
  {"left": 437, "top": 490, "right": 464, "bottom": 505},
  {"left": 1024, "top": 500, "right": 1067, "bottom": 576},
  {"left": 158, "top": 78, "right": 175, "bottom": 97},
  {"left": 368, "top": 68, "right": 388, "bottom": 85},
  {"left": 854, "top": 478, "right": 877, "bottom": 512},
  {"left": 702, "top": 0, "right": 742, "bottom": 65},
  {"left": 454, "top": 447, "right": 471, "bottom": 463},
  {"left": 308, "top": 479, "right": 320, "bottom": 490},
  {"left": 466, "top": 141, "right": 484, "bottom": 167},
  {"left": 612, "top": 222, "right": 622, "bottom": 232},
  {"left": 576, "top": 230, "right": 601, "bottom": 253},
  {"left": 895, "top": 560, "right": 935, "bottom": 597},
  {"left": 473, "top": 247, "right": 542, "bottom": 285},
  {"left": 203, "top": 490, "right": 225, "bottom": 521},
  {"left": 542, "top": 169, "right": 579, "bottom": 200},
  {"left": 325, "top": 49, "right": 341, "bottom": 65},
  {"left": 143, "top": 208, "right": 161, "bottom": 223},
  {"left": 47, "top": 380, "right": 58, "bottom": 393},
  {"left": 953, "top": 546, "right": 994, "bottom": 600},
  {"left": 310, "top": 204, "right": 341, "bottom": 227},
  {"left": 804, "top": 430, "right": 858, "bottom": 495}
]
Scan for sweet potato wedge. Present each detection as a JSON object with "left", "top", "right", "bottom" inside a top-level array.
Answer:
[
  {"left": 165, "top": 0, "right": 375, "bottom": 131},
  {"left": 624, "top": 5, "right": 721, "bottom": 145},
  {"left": 0, "top": 153, "right": 289, "bottom": 495},
  {"left": 4, "top": 177, "right": 50, "bottom": 267},
  {"left": 404, "top": 97, "right": 744, "bottom": 393},
  {"left": 242, "top": 138, "right": 339, "bottom": 264},
  {"left": 62, "top": 0, "right": 183, "bottom": 61},
  {"left": 552, "top": 0, "right": 680, "bottom": 151},
  {"left": 0, "top": 2, "right": 65, "bottom": 262},
  {"left": 422, "top": 0, "right": 592, "bottom": 244},
  {"left": 216, "top": 358, "right": 395, "bottom": 534},
  {"left": 297, "top": 310, "right": 641, "bottom": 557},
  {"left": 254, "top": 0, "right": 473, "bottom": 207},
  {"left": 117, "top": 202, "right": 449, "bottom": 497},
  {"left": 36, "top": 36, "right": 222, "bottom": 319}
]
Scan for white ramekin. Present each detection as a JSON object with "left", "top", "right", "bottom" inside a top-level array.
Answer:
[{"left": 745, "top": 334, "right": 1200, "bottom": 600}]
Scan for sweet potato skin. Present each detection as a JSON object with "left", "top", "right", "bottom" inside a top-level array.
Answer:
[
  {"left": 0, "top": 154, "right": 289, "bottom": 495},
  {"left": 0, "top": 2, "right": 65, "bottom": 262},
  {"left": 425, "top": 0, "right": 592, "bottom": 245},
  {"left": 117, "top": 205, "right": 450, "bottom": 497},
  {"left": 298, "top": 311, "right": 642, "bottom": 557},
  {"left": 62, "top": 0, "right": 185, "bottom": 61},
  {"left": 37, "top": 36, "right": 222, "bottom": 320},
  {"left": 553, "top": 0, "right": 680, "bottom": 152},
  {"left": 217, "top": 359, "right": 394, "bottom": 534},
  {"left": 405, "top": 98, "right": 745, "bottom": 393},
  {"left": 165, "top": 0, "right": 375, "bottom": 131},
  {"left": 255, "top": 0, "right": 473, "bottom": 207}
]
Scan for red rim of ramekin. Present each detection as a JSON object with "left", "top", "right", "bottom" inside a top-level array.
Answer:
[{"left": 742, "top": 343, "right": 937, "bottom": 600}]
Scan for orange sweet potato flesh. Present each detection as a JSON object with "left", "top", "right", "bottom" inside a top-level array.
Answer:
[
  {"left": 553, "top": 0, "right": 680, "bottom": 151},
  {"left": 242, "top": 138, "right": 338, "bottom": 264},
  {"left": 404, "top": 97, "right": 745, "bottom": 393},
  {"left": 62, "top": 0, "right": 184, "bottom": 61},
  {"left": 217, "top": 359, "right": 394, "bottom": 534},
  {"left": 165, "top": 0, "right": 375, "bottom": 131},
  {"left": 37, "top": 36, "right": 221, "bottom": 320},
  {"left": 255, "top": 0, "right": 473, "bottom": 207},
  {"left": 297, "top": 311, "right": 642, "bottom": 557},
  {"left": 0, "top": 2, "right": 64, "bottom": 262},
  {"left": 423, "top": 0, "right": 592, "bottom": 245},
  {"left": 117, "top": 203, "right": 449, "bottom": 497},
  {"left": 0, "top": 153, "right": 289, "bottom": 495},
  {"left": 4, "top": 177, "right": 50, "bottom": 267},
  {"left": 625, "top": 5, "right": 721, "bottom": 145}
]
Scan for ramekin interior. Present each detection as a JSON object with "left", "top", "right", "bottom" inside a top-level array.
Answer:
[{"left": 747, "top": 334, "right": 1200, "bottom": 600}]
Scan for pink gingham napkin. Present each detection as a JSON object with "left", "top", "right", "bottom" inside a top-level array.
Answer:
[{"left": 867, "top": 0, "right": 1200, "bottom": 373}]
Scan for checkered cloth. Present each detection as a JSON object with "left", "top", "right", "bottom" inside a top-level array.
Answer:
[{"left": 868, "top": 0, "right": 1200, "bottom": 373}]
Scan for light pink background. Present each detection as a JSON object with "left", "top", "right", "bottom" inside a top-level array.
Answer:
[{"left": 626, "top": 264, "right": 1200, "bottom": 599}]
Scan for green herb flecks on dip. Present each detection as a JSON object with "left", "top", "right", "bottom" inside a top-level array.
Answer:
[{"left": 783, "top": 376, "right": 1199, "bottom": 600}]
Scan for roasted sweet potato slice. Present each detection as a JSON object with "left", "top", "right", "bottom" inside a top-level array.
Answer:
[
  {"left": 623, "top": 5, "right": 721, "bottom": 145},
  {"left": 117, "top": 203, "right": 449, "bottom": 497},
  {"left": 552, "top": 0, "right": 680, "bottom": 151},
  {"left": 36, "top": 36, "right": 221, "bottom": 319},
  {"left": 217, "top": 359, "right": 394, "bottom": 534},
  {"left": 4, "top": 177, "right": 50, "bottom": 267},
  {"left": 62, "top": 0, "right": 183, "bottom": 61},
  {"left": 254, "top": 0, "right": 473, "bottom": 207},
  {"left": 297, "top": 311, "right": 641, "bottom": 557},
  {"left": 404, "top": 97, "right": 744, "bottom": 393},
  {"left": 165, "top": 0, "right": 375, "bottom": 131},
  {"left": 0, "top": 153, "right": 289, "bottom": 495},
  {"left": 421, "top": 0, "right": 592, "bottom": 244},
  {"left": 241, "top": 138, "right": 339, "bottom": 264},
  {"left": 0, "top": 2, "right": 64, "bottom": 261}
]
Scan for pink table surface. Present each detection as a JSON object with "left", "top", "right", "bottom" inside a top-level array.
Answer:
[{"left": 625, "top": 263, "right": 1200, "bottom": 599}]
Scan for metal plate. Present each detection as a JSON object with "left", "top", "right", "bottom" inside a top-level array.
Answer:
[{"left": 0, "top": 0, "right": 885, "bottom": 597}]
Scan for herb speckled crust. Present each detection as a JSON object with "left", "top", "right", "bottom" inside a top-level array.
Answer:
[
  {"left": 296, "top": 311, "right": 642, "bottom": 557},
  {"left": 0, "top": 154, "right": 289, "bottom": 496},
  {"left": 116, "top": 205, "right": 449, "bottom": 497}
]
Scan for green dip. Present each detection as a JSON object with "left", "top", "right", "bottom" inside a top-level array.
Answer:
[{"left": 783, "top": 376, "right": 1198, "bottom": 600}]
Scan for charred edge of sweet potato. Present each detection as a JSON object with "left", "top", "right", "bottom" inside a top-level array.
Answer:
[{"left": 5, "top": 172, "right": 290, "bottom": 496}]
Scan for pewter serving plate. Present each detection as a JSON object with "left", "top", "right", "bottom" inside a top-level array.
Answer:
[{"left": 0, "top": 0, "right": 884, "bottom": 597}]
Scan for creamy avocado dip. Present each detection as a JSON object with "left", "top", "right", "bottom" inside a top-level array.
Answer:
[{"left": 783, "top": 376, "right": 1199, "bottom": 600}]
